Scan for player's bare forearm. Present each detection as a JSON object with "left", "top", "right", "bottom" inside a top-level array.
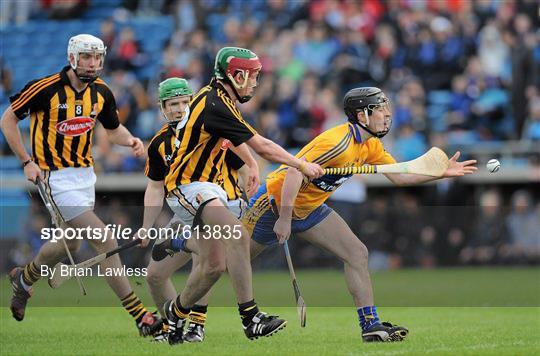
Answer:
[
  {"left": 231, "top": 143, "right": 260, "bottom": 197},
  {"left": 105, "top": 124, "right": 144, "bottom": 156},
  {"left": 247, "top": 134, "right": 302, "bottom": 169},
  {"left": 105, "top": 124, "right": 135, "bottom": 146},
  {"left": 238, "top": 164, "right": 251, "bottom": 188},
  {"left": 231, "top": 143, "right": 257, "bottom": 168},
  {"left": 384, "top": 173, "right": 439, "bottom": 186},
  {"left": 279, "top": 166, "right": 303, "bottom": 220},
  {"left": 0, "top": 106, "right": 32, "bottom": 162},
  {"left": 142, "top": 179, "right": 165, "bottom": 229}
]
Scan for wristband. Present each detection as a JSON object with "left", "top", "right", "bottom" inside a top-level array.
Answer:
[
  {"left": 299, "top": 161, "right": 306, "bottom": 173},
  {"left": 22, "top": 158, "right": 33, "bottom": 167}
]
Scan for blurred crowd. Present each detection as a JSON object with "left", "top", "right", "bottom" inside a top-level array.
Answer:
[{"left": 1, "top": 0, "right": 539, "bottom": 171}]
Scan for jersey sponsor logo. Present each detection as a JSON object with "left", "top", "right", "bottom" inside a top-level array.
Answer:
[
  {"left": 312, "top": 175, "right": 351, "bottom": 192},
  {"left": 57, "top": 103, "right": 69, "bottom": 109},
  {"left": 220, "top": 139, "right": 232, "bottom": 150},
  {"left": 55, "top": 116, "right": 95, "bottom": 136}
]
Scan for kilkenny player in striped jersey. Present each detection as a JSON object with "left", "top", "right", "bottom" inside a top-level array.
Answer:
[
  {"left": 134, "top": 78, "right": 253, "bottom": 343},
  {"left": 160, "top": 47, "right": 324, "bottom": 345},
  {"left": 0, "top": 34, "right": 161, "bottom": 336}
]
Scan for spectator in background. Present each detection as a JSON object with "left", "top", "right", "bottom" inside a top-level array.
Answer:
[
  {"left": 504, "top": 190, "right": 540, "bottom": 264},
  {"left": 357, "top": 195, "right": 393, "bottom": 270},
  {"left": 448, "top": 75, "right": 473, "bottom": 129},
  {"left": 393, "top": 124, "right": 428, "bottom": 162},
  {"left": 160, "top": 43, "right": 184, "bottom": 79},
  {"left": 390, "top": 193, "right": 434, "bottom": 267},
  {"left": 430, "top": 16, "right": 463, "bottom": 90},
  {"left": 43, "top": 0, "right": 87, "bottom": 20},
  {"left": 0, "top": 0, "right": 32, "bottom": 27},
  {"left": 293, "top": 73, "right": 321, "bottom": 147},
  {"left": 460, "top": 190, "right": 509, "bottom": 265},
  {"left": 109, "top": 27, "right": 148, "bottom": 72},
  {"left": 109, "top": 69, "right": 149, "bottom": 135},
  {"left": 470, "top": 77, "right": 510, "bottom": 140},
  {"left": 523, "top": 90, "right": 540, "bottom": 140},
  {"left": 293, "top": 23, "right": 339, "bottom": 75},
  {"left": 100, "top": 18, "right": 116, "bottom": 52},
  {"left": 368, "top": 24, "right": 397, "bottom": 84},
  {"left": 122, "top": 0, "right": 164, "bottom": 16},
  {"left": 478, "top": 22, "right": 509, "bottom": 80},
  {"left": 330, "top": 30, "right": 371, "bottom": 90},
  {"left": 0, "top": 57, "right": 12, "bottom": 101},
  {"left": 440, "top": 228, "right": 467, "bottom": 266},
  {"left": 173, "top": 0, "right": 196, "bottom": 33},
  {"left": 258, "top": 110, "right": 285, "bottom": 148},
  {"left": 508, "top": 14, "right": 538, "bottom": 139}
]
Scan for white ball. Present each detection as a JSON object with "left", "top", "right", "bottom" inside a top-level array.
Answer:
[{"left": 486, "top": 159, "right": 500, "bottom": 173}]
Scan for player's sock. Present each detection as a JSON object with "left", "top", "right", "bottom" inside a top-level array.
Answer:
[
  {"left": 238, "top": 299, "right": 259, "bottom": 327},
  {"left": 173, "top": 296, "right": 191, "bottom": 319},
  {"left": 121, "top": 291, "right": 149, "bottom": 324},
  {"left": 170, "top": 233, "right": 189, "bottom": 252},
  {"left": 189, "top": 304, "right": 208, "bottom": 326},
  {"left": 21, "top": 261, "right": 40, "bottom": 290},
  {"left": 357, "top": 306, "right": 381, "bottom": 332}
]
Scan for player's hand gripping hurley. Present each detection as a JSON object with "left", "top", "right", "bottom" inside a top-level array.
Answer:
[
  {"left": 36, "top": 180, "right": 87, "bottom": 295},
  {"left": 270, "top": 196, "right": 307, "bottom": 327}
]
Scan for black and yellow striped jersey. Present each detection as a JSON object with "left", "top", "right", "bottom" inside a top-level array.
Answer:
[
  {"left": 9, "top": 66, "right": 120, "bottom": 171},
  {"left": 164, "top": 79, "right": 257, "bottom": 193},
  {"left": 221, "top": 151, "right": 244, "bottom": 200},
  {"left": 144, "top": 123, "right": 176, "bottom": 182},
  {"left": 146, "top": 122, "right": 245, "bottom": 200}
]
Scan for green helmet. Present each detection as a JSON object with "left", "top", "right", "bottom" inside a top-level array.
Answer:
[
  {"left": 214, "top": 47, "right": 262, "bottom": 103},
  {"left": 158, "top": 77, "right": 193, "bottom": 103}
]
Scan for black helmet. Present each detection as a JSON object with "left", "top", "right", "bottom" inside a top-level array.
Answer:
[{"left": 343, "top": 87, "right": 391, "bottom": 138}]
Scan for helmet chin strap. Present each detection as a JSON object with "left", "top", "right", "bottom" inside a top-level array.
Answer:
[
  {"left": 73, "top": 65, "right": 99, "bottom": 83},
  {"left": 226, "top": 71, "right": 253, "bottom": 103},
  {"left": 357, "top": 108, "right": 389, "bottom": 138},
  {"left": 70, "top": 54, "right": 101, "bottom": 84}
]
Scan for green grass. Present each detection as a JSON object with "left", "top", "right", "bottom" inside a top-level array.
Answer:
[{"left": 1, "top": 269, "right": 539, "bottom": 355}]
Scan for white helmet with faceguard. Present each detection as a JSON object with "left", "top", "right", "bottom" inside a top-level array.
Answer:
[{"left": 67, "top": 34, "right": 107, "bottom": 83}]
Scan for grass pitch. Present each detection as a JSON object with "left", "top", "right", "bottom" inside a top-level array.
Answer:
[{"left": 1, "top": 268, "right": 539, "bottom": 355}]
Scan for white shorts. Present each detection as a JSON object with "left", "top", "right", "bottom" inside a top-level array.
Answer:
[
  {"left": 166, "top": 181, "right": 246, "bottom": 226},
  {"left": 44, "top": 167, "right": 96, "bottom": 221}
]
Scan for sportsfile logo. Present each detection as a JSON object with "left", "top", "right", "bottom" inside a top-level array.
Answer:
[{"left": 42, "top": 224, "right": 132, "bottom": 243}]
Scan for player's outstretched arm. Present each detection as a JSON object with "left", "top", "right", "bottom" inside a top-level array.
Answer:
[
  {"left": 384, "top": 151, "right": 477, "bottom": 186},
  {"left": 246, "top": 134, "right": 324, "bottom": 179},
  {"left": 105, "top": 124, "right": 144, "bottom": 157},
  {"left": 134, "top": 179, "right": 165, "bottom": 247},
  {"left": 0, "top": 106, "right": 42, "bottom": 183},
  {"left": 274, "top": 164, "right": 304, "bottom": 244}
]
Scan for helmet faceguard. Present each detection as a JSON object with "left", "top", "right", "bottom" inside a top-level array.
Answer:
[
  {"left": 67, "top": 34, "right": 107, "bottom": 83},
  {"left": 214, "top": 47, "right": 262, "bottom": 103},
  {"left": 343, "top": 87, "right": 392, "bottom": 138},
  {"left": 158, "top": 77, "right": 193, "bottom": 123}
]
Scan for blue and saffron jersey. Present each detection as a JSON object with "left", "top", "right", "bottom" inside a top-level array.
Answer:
[{"left": 266, "top": 123, "right": 395, "bottom": 219}]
